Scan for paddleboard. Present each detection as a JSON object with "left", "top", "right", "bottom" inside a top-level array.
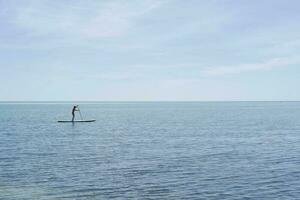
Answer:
[{"left": 58, "top": 120, "right": 96, "bottom": 123}]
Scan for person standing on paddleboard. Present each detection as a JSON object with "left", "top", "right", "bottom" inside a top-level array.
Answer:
[{"left": 72, "top": 105, "right": 79, "bottom": 121}]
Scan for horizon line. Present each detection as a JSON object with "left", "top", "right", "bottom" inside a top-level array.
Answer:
[{"left": 1, "top": 100, "right": 300, "bottom": 104}]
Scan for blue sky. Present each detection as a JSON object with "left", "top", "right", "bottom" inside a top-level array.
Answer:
[{"left": 0, "top": 0, "right": 300, "bottom": 101}]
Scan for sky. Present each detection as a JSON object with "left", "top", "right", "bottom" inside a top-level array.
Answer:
[{"left": 0, "top": 0, "right": 300, "bottom": 101}]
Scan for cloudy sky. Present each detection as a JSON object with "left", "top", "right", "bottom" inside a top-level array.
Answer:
[{"left": 0, "top": 0, "right": 300, "bottom": 101}]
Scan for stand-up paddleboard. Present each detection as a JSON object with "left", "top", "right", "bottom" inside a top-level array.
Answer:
[
  {"left": 58, "top": 120, "right": 96, "bottom": 123},
  {"left": 58, "top": 105, "right": 95, "bottom": 123}
]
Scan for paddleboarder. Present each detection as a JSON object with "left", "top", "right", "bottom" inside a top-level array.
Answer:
[
  {"left": 58, "top": 105, "right": 95, "bottom": 123},
  {"left": 72, "top": 105, "right": 79, "bottom": 121}
]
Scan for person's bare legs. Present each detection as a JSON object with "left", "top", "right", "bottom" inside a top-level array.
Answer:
[{"left": 72, "top": 114, "right": 75, "bottom": 121}]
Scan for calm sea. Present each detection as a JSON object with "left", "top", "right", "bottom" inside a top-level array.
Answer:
[{"left": 1, "top": 102, "right": 300, "bottom": 199}]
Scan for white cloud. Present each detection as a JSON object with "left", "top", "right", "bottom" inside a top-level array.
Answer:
[
  {"left": 200, "top": 57, "right": 300, "bottom": 76},
  {"left": 8, "top": 0, "right": 166, "bottom": 38}
]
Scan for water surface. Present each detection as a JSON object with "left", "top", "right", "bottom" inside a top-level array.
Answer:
[{"left": 1, "top": 102, "right": 300, "bottom": 199}]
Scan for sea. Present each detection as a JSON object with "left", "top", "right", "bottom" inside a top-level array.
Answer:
[{"left": 1, "top": 102, "right": 300, "bottom": 199}]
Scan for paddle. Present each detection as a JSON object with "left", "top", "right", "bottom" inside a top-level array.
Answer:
[{"left": 77, "top": 105, "right": 83, "bottom": 120}]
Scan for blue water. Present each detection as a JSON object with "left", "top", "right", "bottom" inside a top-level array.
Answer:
[{"left": 1, "top": 102, "right": 300, "bottom": 199}]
